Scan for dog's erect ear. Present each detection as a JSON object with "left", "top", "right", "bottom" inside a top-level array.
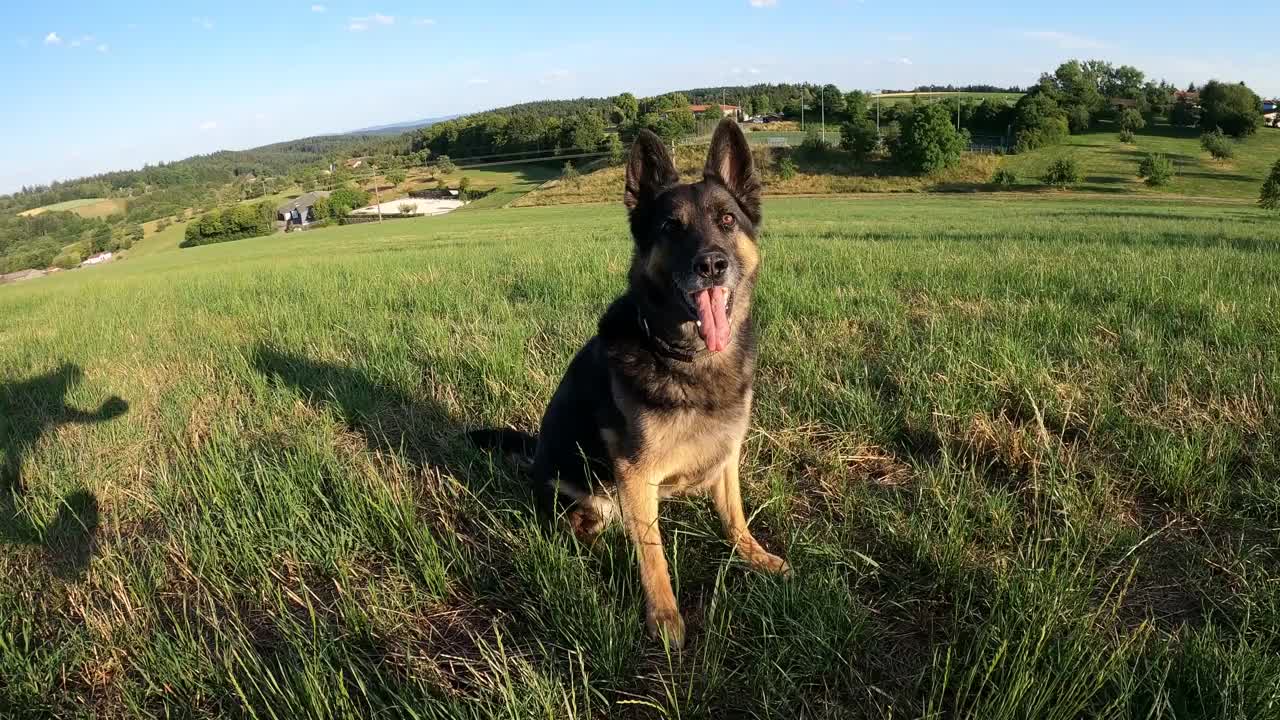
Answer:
[
  {"left": 624, "top": 130, "right": 679, "bottom": 211},
  {"left": 704, "top": 118, "right": 761, "bottom": 224}
]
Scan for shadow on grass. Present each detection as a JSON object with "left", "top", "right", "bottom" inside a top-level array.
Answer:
[{"left": 1, "top": 363, "right": 127, "bottom": 578}]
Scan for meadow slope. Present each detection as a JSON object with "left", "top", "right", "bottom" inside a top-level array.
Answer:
[{"left": 1, "top": 196, "right": 1278, "bottom": 718}]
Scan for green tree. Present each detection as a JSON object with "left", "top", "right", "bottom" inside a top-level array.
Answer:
[
  {"left": 385, "top": 169, "right": 407, "bottom": 187},
  {"left": 562, "top": 112, "right": 606, "bottom": 151},
  {"left": 1198, "top": 80, "right": 1262, "bottom": 137},
  {"left": 892, "top": 103, "right": 968, "bottom": 173},
  {"left": 1260, "top": 159, "right": 1280, "bottom": 210},
  {"left": 702, "top": 103, "right": 724, "bottom": 121},
  {"left": 1013, "top": 91, "right": 1069, "bottom": 152},
  {"left": 605, "top": 134, "right": 625, "bottom": 165},
  {"left": 843, "top": 91, "right": 869, "bottom": 121},
  {"left": 1170, "top": 100, "right": 1197, "bottom": 127},
  {"left": 614, "top": 92, "right": 639, "bottom": 123},
  {"left": 1119, "top": 107, "right": 1146, "bottom": 132},
  {"left": 311, "top": 196, "right": 331, "bottom": 220},
  {"left": 752, "top": 94, "right": 773, "bottom": 116},
  {"left": 458, "top": 177, "right": 471, "bottom": 194},
  {"left": 840, "top": 118, "right": 879, "bottom": 160},
  {"left": 819, "top": 84, "right": 845, "bottom": 117}
]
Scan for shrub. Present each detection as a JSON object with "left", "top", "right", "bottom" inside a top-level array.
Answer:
[
  {"left": 433, "top": 155, "right": 457, "bottom": 175},
  {"left": 840, "top": 118, "right": 879, "bottom": 160},
  {"left": 798, "top": 128, "right": 832, "bottom": 158},
  {"left": 1137, "top": 153, "right": 1175, "bottom": 187},
  {"left": 892, "top": 103, "right": 968, "bottom": 173},
  {"left": 156, "top": 218, "right": 170, "bottom": 232},
  {"left": 1200, "top": 130, "right": 1234, "bottom": 161},
  {"left": 329, "top": 187, "right": 371, "bottom": 216},
  {"left": 1015, "top": 116, "right": 1069, "bottom": 153},
  {"left": 180, "top": 201, "right": 275, "bottom": 248},
  {"left": 51, "top": 246, "right": 84, "bottom": 269},
  {"left": 1261, "top": 159, "right": 1280, "bottom": 210},
  {"left": 991, "top": 168, "right": 1018, "bottom": 187},
  {"left": 397, "top": 202, "right": 416, "bottom": 216},
  {"left": 777, "top": 155, "right": 797, "bottom": 180},
  {"left": 1118, "top": 128, "right": 1136, "bottom": 144},
  {"left": 1042, "top": 158, "right": 1081, "bottom": 188},
  {"left": 385, "top": 170, "right": 407, "bottom": 187},
  {"left": 560, "top": 163, "right": 579, "bottom": 185}
]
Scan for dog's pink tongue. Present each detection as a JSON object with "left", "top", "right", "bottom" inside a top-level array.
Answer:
[{"left": 695, "top": 287, "right": 731, "bottom": 353}]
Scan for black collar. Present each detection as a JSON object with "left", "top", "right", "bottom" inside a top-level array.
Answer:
[{"left": 637, "top": 308, "right": 710, "bottom": 363}]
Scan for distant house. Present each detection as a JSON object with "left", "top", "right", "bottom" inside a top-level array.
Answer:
[
  {"left": 1108, "top": 97, "right": 1139, "bottom": 112},
  {"left": 276, "top": 191, "right": 331, "bottom": 224},
  {"left": 1174, "top": 90, "right": 1200, "bottom": 107},
  {"left": 689, "top": 104, "right": 744, "bottom": 121}
]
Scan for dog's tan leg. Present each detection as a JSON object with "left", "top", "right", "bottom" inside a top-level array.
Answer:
[
  {"left": 711, "top": 446, "right": 790, "bottom": 576},
  {"left": 617, "top": 470, "right": 684, "bottom": 648}
]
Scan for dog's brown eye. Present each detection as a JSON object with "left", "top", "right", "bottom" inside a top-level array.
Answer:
[{"left": 720, "top": 213, "right": 735, "bottom": 229}]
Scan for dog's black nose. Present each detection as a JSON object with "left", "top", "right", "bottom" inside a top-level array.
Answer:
[{"left": 694, "top": 251, "right": 730, "bottom": 281}]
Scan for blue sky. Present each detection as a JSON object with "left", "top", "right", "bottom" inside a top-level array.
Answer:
[{"left": 3, "top": 1, "right": 1276, "bottom": 193}]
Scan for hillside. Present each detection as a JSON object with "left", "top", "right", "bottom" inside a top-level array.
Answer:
[{"left": 2, "top": 195, "right": 1277, "bottom": 716}]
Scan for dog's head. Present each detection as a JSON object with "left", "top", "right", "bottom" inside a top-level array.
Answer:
[{"left": 623, "top": 118, "right": 762, "bottom": 354}]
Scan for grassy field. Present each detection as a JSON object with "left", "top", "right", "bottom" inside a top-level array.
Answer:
[
  {"left": 2, "top": 195, "right": 1278, "bottom": 718},
  {"left": 513, "top": 145, "right": 1001, "bottom": 207},
  {"left": 17, "top": 198, "right": 129, "bottom": 220},
  {"left": 1002, "top": 125, "right": 1280, "bottom": 200}
]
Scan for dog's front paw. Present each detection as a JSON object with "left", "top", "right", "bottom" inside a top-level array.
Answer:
[
  {"left": 751, "top": 552, "right": 792, "bottom": 578},
  {"left": 646, "top": 607, "right": 686, "bottom": 650}
]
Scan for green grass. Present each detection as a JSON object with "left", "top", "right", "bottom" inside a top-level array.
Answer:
[
  {"left": 17, "top": 197, "right": 128, "bottom": 219},
  {"left": 1002, "top": 124, "right": 1280, "bottom": 200},
  {"left": 2, "top": 195, "right": 1279, "bottom": 718}
]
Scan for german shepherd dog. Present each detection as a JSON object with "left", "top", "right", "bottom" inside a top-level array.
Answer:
[{"left": 472, "top": 118, "right": 787, "bottom": 648}]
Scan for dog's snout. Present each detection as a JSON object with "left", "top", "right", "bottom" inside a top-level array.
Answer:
[{"left": 694, "top": 251, "right": 730, "bottom": 282}]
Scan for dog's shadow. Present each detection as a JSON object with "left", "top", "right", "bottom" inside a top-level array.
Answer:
[
  {"left": 250, "top": 346, "right": 523, "bottom": 500},
  {"left": 1, "top": 363, "right": 128, "bottom": 578}
]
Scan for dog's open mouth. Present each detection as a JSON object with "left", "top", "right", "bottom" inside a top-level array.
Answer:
[{"left": 690, "top": 287, "right": 732, "bottom": 353}]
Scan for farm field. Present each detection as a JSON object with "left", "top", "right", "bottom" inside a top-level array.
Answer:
[
  {"left": 2, "top": 195, "right": 1278, "bottom": 717},
  {"left": 872, "top": 91, "right": 1024, "bottom": 106},
  {"left": 16, "top": 197, "right": 128, "bottom": 219}
]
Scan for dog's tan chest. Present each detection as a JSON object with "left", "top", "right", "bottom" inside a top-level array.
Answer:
[{"left": 606, "top": 377, "right": 751, "bottom": 496}]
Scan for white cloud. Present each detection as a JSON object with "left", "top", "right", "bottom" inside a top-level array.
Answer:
[
  {"left": 466, "top": 77, "right": 489, "bottom": 85},
  {"left": 197, "top": 120, "right": 218, "bottom": 131},
  {"left": 194, "top": 16, "right": 215, "bottom": 30},
  {"left": 311, "top": 4, "right": 326, "bottom": 12},
  {"left": 69, "top": 34, "right": 93, "bottom": 48},
  {"left": 748, "top": 67, "right": 761, "bottom": 74},
  {"left": 412, "top": 18, "right": 436, "bottom": 26},
  {"left": 748, "top": 0, "right": 777, "bottom": 6},
  {"left": 44, "top": 32, "right": 62, "bottom": 45},
  {"left": 1024, "top": 31, "right": 1104, "bottom": 50},
  {"left": 97, "top": 43, "right": 109, "bottom": 53},
  {"left": 539, "top": 69, "right": 571, "bottom": 85},
  {"left": 349, "top": 13, "right": 394, "bottom": 31},
  {"left": 896, "top": 57, "right": 912, "bottom": 65}
]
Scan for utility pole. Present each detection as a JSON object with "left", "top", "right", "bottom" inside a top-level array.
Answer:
[{"left": 820, "top": 85, "right": 826, "bottom": 144}]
